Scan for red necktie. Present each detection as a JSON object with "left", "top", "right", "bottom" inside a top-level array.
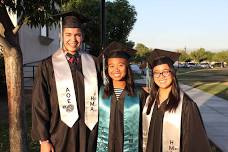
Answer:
[{"left": 66, "top": 53, "right": 80, "bottom": 64}]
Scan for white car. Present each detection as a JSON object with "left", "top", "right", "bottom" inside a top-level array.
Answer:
[
  {"left": 187, "top": 62, "right": 198, "bottom": 68},
  {"left": 130, "top": 64, "right": 142, "bottom": 74},
  {"left": 199, "top": 63, "right": 212, "bottom": 68}
]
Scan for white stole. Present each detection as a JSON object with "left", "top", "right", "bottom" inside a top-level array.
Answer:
[
  {"left": 142, "top": 96, "right": 154, "bottom": 152},
  {"left": 52, "top": 49, "right": 78, "bottom": 128},
  {"left": 52, "top": 49, "right": 98, "bottom": 130},
  {"left": 142, "top": 90, "right": 184, "bottom": 152},
  {"left": 81, "top": 53, "right": 98, "bottom": 130}
]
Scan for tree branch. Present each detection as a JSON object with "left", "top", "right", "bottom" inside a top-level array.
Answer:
[
  {"left": 0, "top": 4, "right": 14, "bottom": 32},
  {"left": 13, "top": 16, "right": 29, "bottom": 34}
]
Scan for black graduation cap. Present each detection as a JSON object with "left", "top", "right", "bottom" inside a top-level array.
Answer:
[
  {"left": 103, "top": 41, "right": 136, "bottom": 60},
  {"left": 53, "top": 11, "right": 89, "bottom": 28},
  {"left": 147, "top": 48, "right": 180, "bottom": 66}
]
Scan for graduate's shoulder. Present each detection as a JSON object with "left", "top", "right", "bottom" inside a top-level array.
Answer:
[
  {"left": 135, "top": 86, "right": 150, "bottom": 106},
  {"left": 182, "top": 91, "right": 200, "bottom": 114},
  {"left": 39, "top": 55, "right": 53, "bottom": 67},
  {"left": 34, "top": 56, "right": 53, "bottom": 75},
  {"left": 182, "top": 92, "right": 196, "bottom": 105},
  {"left": 81, "top": 52, "right": 100, "bottom": 67},
  {"left": 81, "top": 52, "right": 98, "bottom": 60}
]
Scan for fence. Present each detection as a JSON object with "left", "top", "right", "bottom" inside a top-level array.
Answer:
[{"left": 23, "top": 64, "right": 37, "bottom": 88}]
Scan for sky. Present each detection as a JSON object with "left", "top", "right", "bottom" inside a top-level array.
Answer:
[{"left": 127, "top": 0, "right": 228, "bottom": 52}]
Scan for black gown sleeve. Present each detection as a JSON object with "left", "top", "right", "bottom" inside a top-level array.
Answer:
[
  {"left": 139, "top": 88, "right": 149, "bottom": 152},
  {"left": 181, "top": 93, "right": 212, "bottom": 152},
  {"left": 31, "top": 59, "right": 51, "bottom": 141}
]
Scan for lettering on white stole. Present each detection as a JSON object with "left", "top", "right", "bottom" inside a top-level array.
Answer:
[
  {"left": 168, "top": 139, "right": 178, "bottom": 152},
  {"left": 62, "top": 87, "right": 74, "bottom": 112},
  {"left": 89, "top": 92, "right": 97, "bottom": 111}
]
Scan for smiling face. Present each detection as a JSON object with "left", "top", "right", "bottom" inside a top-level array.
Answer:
[
  {"left": 62, "top": 28, "right": 83, "bottom": 55},
  {"left": 107, "top": 58, "right": 128, "bottom": 82},
  {"left": 153, "top": 63, "right": 173, "bottom": 90}
]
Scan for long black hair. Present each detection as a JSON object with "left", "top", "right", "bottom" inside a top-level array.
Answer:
[
  {"left": 146, "top": 56, "right": 180, "bottom": 114},
  {"left": 103, "top": 58, "right": 136, "bottom": 98}
]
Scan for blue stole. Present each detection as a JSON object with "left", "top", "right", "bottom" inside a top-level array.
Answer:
[{"left": 96, "top": 87, "right": 140, "bottom": 152}]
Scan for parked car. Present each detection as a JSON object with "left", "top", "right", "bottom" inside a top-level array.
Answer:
[
  {"left": 199, "top": 63, "right": 212, "bottom": 68},
  {"left": 211, "top": 62, "right": 225, "bottom": 68},
  {"left": 130, "top": 64, "right": 142, "bottom": 74},
  {"left": 179, "top": 63, "right": 188, "bottom": 68},
  {"left": 187, "top": 62, "right": 198, "bottom": 68}
]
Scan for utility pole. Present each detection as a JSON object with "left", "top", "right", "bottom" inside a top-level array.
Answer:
[{"left": 100, "top": 0, "right": 106, "bottom": 50}]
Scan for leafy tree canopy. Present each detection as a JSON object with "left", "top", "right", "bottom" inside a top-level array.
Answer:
[
  {"left": 135, "top": 43, "right": 150, "bottom": 57},
  {"left": 213, "top": 50, "right": 228, "bottom": 62},
  {"left": 190, "top": 48, "right": 207, "bottom": 63},
  {"left": 178, "top": 50, "right": 191, "bottom": 62},
  {"left": 62, "top": 0, "right": 137, "bottom": 55},
  {"left": 134, "top": 43, "right": 151, "bottom": 63},
  {"left": 1, "top": 0, "right": 63, "bottom": 27}
]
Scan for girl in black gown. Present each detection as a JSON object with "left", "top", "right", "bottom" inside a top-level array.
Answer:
[
  {"left": 96, "top": 42, "right": 142, "bottom": 152},
  {"left": 142, "top": 56, "right": 211, "bottom": 152}
]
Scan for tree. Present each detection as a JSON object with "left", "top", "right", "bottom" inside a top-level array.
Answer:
[
  {"left": 134, "top": 43, "right": 151, "bottom": 63},
  {"left": 178, "top": 50, "right": 191, "bottom": 62},
  {"left": 190, "top": 48, "right": 207, "bottom": 63},
  {"left": 106, "top": 0, "right": 136, "bottom": 45},
  {"left": 63, "top": 0, "right": 137, "bottom": 55},
  {"left": 204, "top": 51, "right": 214, "bottom": 62},
  {"left": 0, "top": 1, "right": 61, "bottom": 151},
  {"left": 213, "top": 51, "right": 228, "bottom": 67}
]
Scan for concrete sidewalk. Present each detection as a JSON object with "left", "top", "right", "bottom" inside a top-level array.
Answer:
[{"left": 181, "top": 84, "right": 228, "bottom": 152}]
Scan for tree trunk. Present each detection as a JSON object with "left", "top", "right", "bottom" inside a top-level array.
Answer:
[
  {"left": 0, "top": 5, "right": 28, "bottom": 151},
  {"left": 4, "top": 47, "right": 28, "bottom": 152}
]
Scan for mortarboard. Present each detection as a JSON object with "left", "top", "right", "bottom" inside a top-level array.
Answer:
[
  {"left": 147, "top": 48, "right": 180, "bottom": 67},
  {"left": 53, "top": 11, "right": 89, "bottom": 28},
  {"left": 103, "top": 41, "right": 136, "bottom": 60}
]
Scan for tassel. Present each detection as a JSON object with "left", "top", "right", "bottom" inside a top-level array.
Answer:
[
  {"left": 103, "top": 54, "right": 108, "bottom": 85},
  {"left": 146, "top": 62, "right": 151, "bottom": 89}
]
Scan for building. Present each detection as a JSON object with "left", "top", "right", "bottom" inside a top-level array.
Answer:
[{"left": 8, "top": 10, "right": 60, "bottom": 88}]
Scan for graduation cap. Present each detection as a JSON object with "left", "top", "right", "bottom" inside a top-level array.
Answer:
[
  {"left": 53, "top": 11, "right": 89, "bottom": 28},
  {"left": 147, "top": 48, "right": 180, "bottom": 67},
  {"left": 102, "top": 41, "right": 136, "bottom": 60}
]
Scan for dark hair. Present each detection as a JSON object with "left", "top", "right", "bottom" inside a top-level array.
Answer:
[
  {"left": 147, "top": 56, "right": 180, "bottom": 114},
  {"left": 103, "top": 58, "right": 136, "bottom": 98}
]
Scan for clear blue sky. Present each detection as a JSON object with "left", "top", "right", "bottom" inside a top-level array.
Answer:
[{"left": 128, "top": 0, "right": 228, "bottom": 51}]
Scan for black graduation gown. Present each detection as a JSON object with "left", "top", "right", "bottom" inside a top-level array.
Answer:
[
  {"left": 104, "top": 89, "right": 143, "bottom": 152},
  {"left": 143, "top": 92, "right": 212, "bottom": 152},
  {"left": 31, "top": 54, "right": 101, "bottom": 152}
]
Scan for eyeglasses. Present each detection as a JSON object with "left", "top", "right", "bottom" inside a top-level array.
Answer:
[{"left": 153, "top": 70, "right": 171, "bottom": 78}]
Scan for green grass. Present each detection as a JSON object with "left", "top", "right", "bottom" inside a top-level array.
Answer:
[
  {"left": 177, "top": 68, "right": 228, "bottom": 100},
  {"left": 0, "top": 121, "right": 9, "bottom": 151},
  {"left": 0, "top": 92, "right": 39, "bottom": 152}
]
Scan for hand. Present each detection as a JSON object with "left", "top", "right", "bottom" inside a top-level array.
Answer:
[{"left": 40, "top": 141, "right": 54, "bottom": 152}]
